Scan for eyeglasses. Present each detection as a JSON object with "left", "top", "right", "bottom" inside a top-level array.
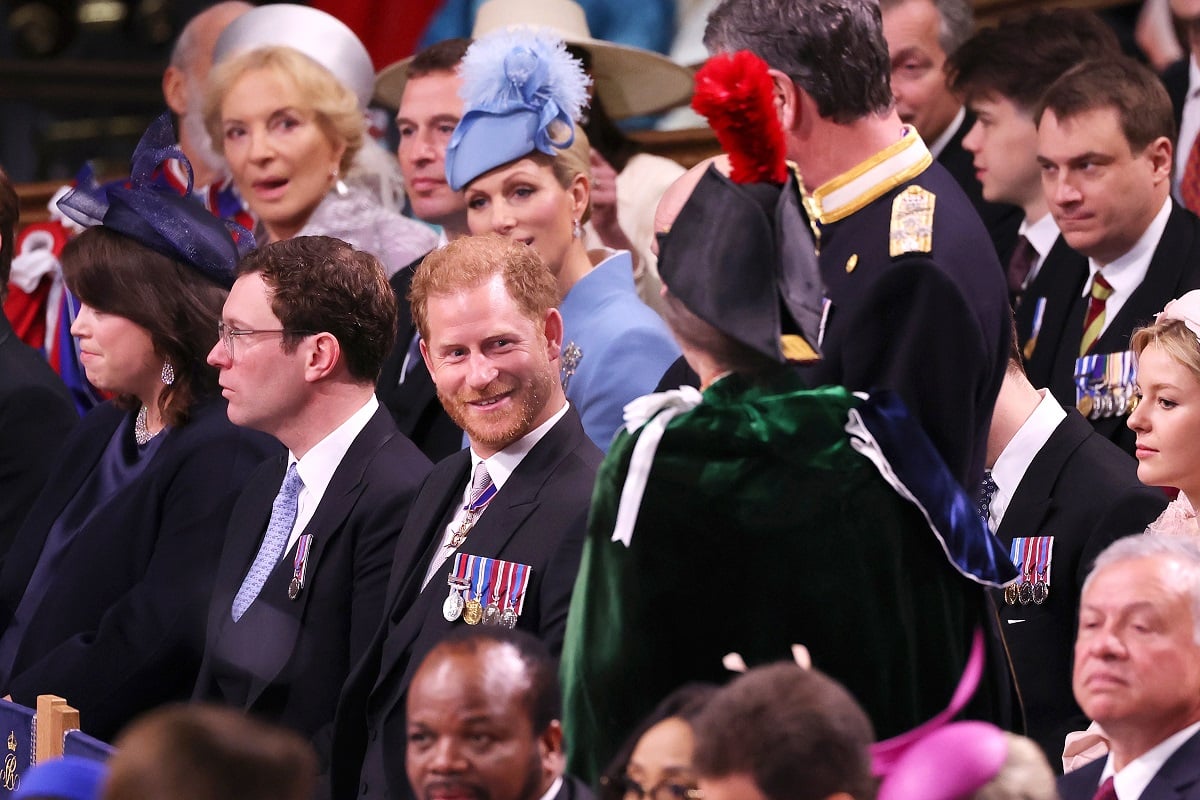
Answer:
[
  {"left": 607, "top": 775, "right": 702, "bottom": 800},
  {"left": 217, "top": 322, "right": 315, "bottom": 358}
]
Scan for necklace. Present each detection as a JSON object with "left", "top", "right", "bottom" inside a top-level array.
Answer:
[{"left": 134, "top": 405, "right": 163, "bottom": 446}]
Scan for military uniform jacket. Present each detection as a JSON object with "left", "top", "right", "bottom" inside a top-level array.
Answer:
[
  {"left": 994, "top": 409, "right": 1166, "bottom": 765},
  {"left": 561, "top": 373, "right": 1008, "bottom": 783},
  {"left": 802, "top": 130, "right": 1010, "bottom": 487},
  {"left": 1017, "top": 206, "right": 1200, "bottom": 454}
]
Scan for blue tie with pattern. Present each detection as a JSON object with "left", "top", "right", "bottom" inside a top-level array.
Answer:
[{"left": 232, "top": 463, "right": 304, "bottom": 621}]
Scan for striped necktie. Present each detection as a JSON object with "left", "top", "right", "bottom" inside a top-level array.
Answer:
[{"left": 1080, "top": 273, "right": 1114, "bottom": 357}]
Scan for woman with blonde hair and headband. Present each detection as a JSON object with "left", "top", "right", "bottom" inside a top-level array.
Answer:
[{"left": 1128, "top": 289, "right": 1200, "bottom": 535}]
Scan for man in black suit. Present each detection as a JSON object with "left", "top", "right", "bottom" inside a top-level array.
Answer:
[
  {"left": 705, "top": 0, "right": 1010, "bottom": 487},
  {"left": 984, "top": 343, "right": 1167, "bottom": 766},
  {"left": 1058, "top": 536, "right": 1200, "bottom": 800},
  {"left": 879, "top": 0, "right": 1022, "bottom": 261},
  {"left": 330, "top": 235, "right": 603, "bottom": 800},
  {"left": 0, "top": 166, "right": 76, "bottom": 558},
  {"left": 946, "top": 10, "right": 1121, "bottom": 307},
  {"left": 406, "top": 629, "right": 592, "bottom": 800},
  {"left": 1021, "top": 57, "right": 1200, "bottom": 455},
  {"left": 196, "top": 236, "right": 432, "bottom": 764},
  {"left": 374, "top": 39, "right": 472, "bottom": 463}
]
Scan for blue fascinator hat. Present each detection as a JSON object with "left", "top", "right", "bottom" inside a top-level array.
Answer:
[
  {"left": 56, "top": 114, "right": 255, "bottom": 289},
  {"left": 445, "top": 28, "right": 591, "bottom": 192}
]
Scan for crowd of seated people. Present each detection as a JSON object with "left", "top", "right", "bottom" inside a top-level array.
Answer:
[{"left": 8, "top": 1, "right": 1200, "bottom": 799}]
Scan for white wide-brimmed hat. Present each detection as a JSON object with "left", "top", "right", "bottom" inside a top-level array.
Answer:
[
  {"left": 213, "top": 4, "right": 376, "bottom": 110},
  {"left": 374, "top": 0, "right": 694, "bottom": 119}
]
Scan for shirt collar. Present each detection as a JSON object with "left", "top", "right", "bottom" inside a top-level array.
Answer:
[
  {"left": 927, "top": 106, "right": 966, "bottom": 159},
  {"left": 1019, "top": 213, "right": 1061, "bottom": 260},
  {"left": 807, "top": 126, "right": 933, "bottom": 224},
  {"left": 469, "top": 401, "right": 570, "bottom": 491},
  {"left": 1190, "top": 54, "right": 1200, "bottom": 98},
  {"left": 992, "top": 389, "right": 1066, "bottom": 499},
  {"left": 536, "top": 777, "right": 563, "bottom": 800},
  {"left": 1084, "top": 197, "right": 1172, "bottom": 296},
  {"left": 291, "top": 396, "right": 379, "bottom": 509},
  {"left": 1102, "top": 719, "right": 1200, "bottom": 799}
]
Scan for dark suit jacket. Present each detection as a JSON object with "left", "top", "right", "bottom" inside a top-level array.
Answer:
[
  {"left": 1164, "top": 57, "right": 1189, "bottom": 135},
  {"left": 194, "top": 406, "right": 431, "bottom": 766},
  {"left": 1018, "top": 206, "right": 1200, "bottom": 454},
  {"left": 329, "top": 407, "right": 602, "bottom": 800},
  {"left": 1058, "top": 729, "right": 1200, "bottom": 800},
  {"left": 0, "top": 398, "right": 280, "bottom": 740},
  {"left": 995, "top": 410, "right": 1167, "bottom": 767},
  {"left": 937, "top": 111, "right": 1024, "bottom": 264},
  {"left": 376, "top": 256, "right": 463, "bottom": 463},
  {"left": 805, "top": 160, "right": 1010, "bottom": 487},
  {"left": 0, "top": 314, "right": 76, "bottom": 559}
]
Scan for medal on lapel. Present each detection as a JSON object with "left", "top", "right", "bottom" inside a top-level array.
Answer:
[
  {"left": 288, "top": 534, "right": 313, "bottom": 600},
  {"left": 443, "top": 554, "right": 471, "bottom": 622},
  {"left": 500, "top": 563, "right": 530, "bottom": 629},
  {"left": 482, "top": 559, "right": 507, "bottom": 626},
  {"left": 463, "top": 555, "right": 488, "bottom": 625}
]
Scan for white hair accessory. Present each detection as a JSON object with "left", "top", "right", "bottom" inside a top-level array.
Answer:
[
  {"left": 212, "top": 4, "right": 375, "bottom": 110},
  {"left": 1158, "top": 289, "right": 1200, "bottom": 344}
]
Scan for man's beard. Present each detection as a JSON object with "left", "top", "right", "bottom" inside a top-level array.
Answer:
[{"left": 439, "top": 360, "right": 557, "bottom": 453}]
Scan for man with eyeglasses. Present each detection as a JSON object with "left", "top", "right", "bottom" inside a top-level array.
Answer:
[
  {"left": 404, "top": 627, "right": 592, "bottom": 800},
  {"left": 195, "top": 235, "right": 432, "bottom": 768}
]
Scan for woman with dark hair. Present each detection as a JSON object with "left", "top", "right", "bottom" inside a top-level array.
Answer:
[
  {"left": 599, "top": 685, "right": 715, "bottom": 800},
  {"left": 0, "top": 116, "right": 279, "bottom": 740}
]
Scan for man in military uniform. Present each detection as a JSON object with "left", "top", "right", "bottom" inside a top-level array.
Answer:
[{"left": 704, "top": 0, "right": 1010, "bottom": 488}]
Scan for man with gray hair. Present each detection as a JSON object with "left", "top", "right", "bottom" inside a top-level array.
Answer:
[
  {"left": 703, "top": 0, "right": 1009, "bottom": 488},
  {"left": 1058, "top": 535, "right": 1200, "bottom": 800},
  {"left": 879, "top": 0, "right": 1021, "bottom": 260},
  {"left": 160, "top": 1, "right": 252, "bottom": 219}
]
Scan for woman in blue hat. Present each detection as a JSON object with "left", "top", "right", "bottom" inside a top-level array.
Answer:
[
  {"left": 0, "top": 116, "right": 279, "bottom": 741},
  {"left": 444, "top": 28, "right": 680, "bottom": 452}
]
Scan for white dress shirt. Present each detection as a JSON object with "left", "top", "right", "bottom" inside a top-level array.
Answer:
[
  {"left": 421, "top": 401, "right": 571, "bottom": 587},
  {"left": 927, "top": 106, "right": 966, "bottom": 159},
  {"left": 1083, "top": 198, "right": 1172, "bottom": 336},
  {"left": 287, "top": 395, "right": 379, "bottom": 553},
  {"left": 1018, "top": 212, "right": 1061, "bottom": 288},
  {"left": 1100, "top": 720, "right": 1200, "bottom": 799},
  {"left": 988, "top": 389, "right": 1066, "bottom": 532}
]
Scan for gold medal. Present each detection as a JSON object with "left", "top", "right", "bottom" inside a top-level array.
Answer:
[
  {"left": 1003, "top": 583, "right": 1019, "bottom": 606},
  {"left": 1077, "top": 394, "right": 1093, "bottom": 417},
  {"left": 463, "top": 599, "right": 483, "bottom": 625}
]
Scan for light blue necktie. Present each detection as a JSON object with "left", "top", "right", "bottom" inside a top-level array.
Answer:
[{"left": 232, "top": 463, "right": 304, "bottom": 621}]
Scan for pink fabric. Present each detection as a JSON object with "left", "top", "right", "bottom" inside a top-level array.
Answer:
[{"left": 1062, "top": 722, "right": 1110, "bottom": 773}]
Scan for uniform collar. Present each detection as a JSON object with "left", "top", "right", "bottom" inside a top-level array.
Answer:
[{"left": 806, "top": 127, "right": 933, "bottom": 225}]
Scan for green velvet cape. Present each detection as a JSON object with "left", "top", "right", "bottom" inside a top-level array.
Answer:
[{"left": 561, "top": 372, "right": 1001, "bottom": 782}]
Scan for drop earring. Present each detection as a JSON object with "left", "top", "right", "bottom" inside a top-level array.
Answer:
[{"left": 161, "top": 361, "right": 175, "bottom": 386}]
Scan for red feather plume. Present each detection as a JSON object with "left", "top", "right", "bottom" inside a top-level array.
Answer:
[{"left": 691, "top": 51, "right": 788, "bottom": 185}]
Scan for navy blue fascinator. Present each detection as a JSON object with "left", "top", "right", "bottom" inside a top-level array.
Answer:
[
  {"left": 56, "top": 114, "right": 254, "bottom": 289},
  {"left": 445, "top": 28, "right": 591, "bottom": 191}
]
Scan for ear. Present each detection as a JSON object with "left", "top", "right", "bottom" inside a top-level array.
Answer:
[
  {"left": 1147, "top": 135, "right": 1173, "bottom": 183},
  {"left": 767, "top": 68, "right": 800, "bottom": 133},
  {"left": 537, "top": 720, "right": 565, "bottom": 775},
  {"left": 570, "top": 172, "right": 589, "bottom": 223},
  {"left": 330, "top": 135, "right": 349, "bottom": 179},
  {"left": 543, "top": 307, "right": 564, "bottom": 362},
  {"left": 302, "top": 331, "right": 341, "bottom": 382},
  {"left": 163, "top": 65, "right": 188, "bottom": 116}
]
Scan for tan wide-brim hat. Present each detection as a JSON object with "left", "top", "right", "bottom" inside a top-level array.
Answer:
[{"left": 374, "top": 0, "right": 695, "bottom": 119}]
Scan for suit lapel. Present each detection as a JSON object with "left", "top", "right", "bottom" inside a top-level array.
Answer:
[
  {"left": 1096, "top": 206, "right": 1194, "bottom": 353},
  {"left": 1142, "top": 728, "right": 1200, "bottom": 798},
  {"left": 1023, "top": 237, "right": 1087, "bottom": 391},
  {"left": 996, "top": 412, "right": 1089, "bottom": 545}
]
